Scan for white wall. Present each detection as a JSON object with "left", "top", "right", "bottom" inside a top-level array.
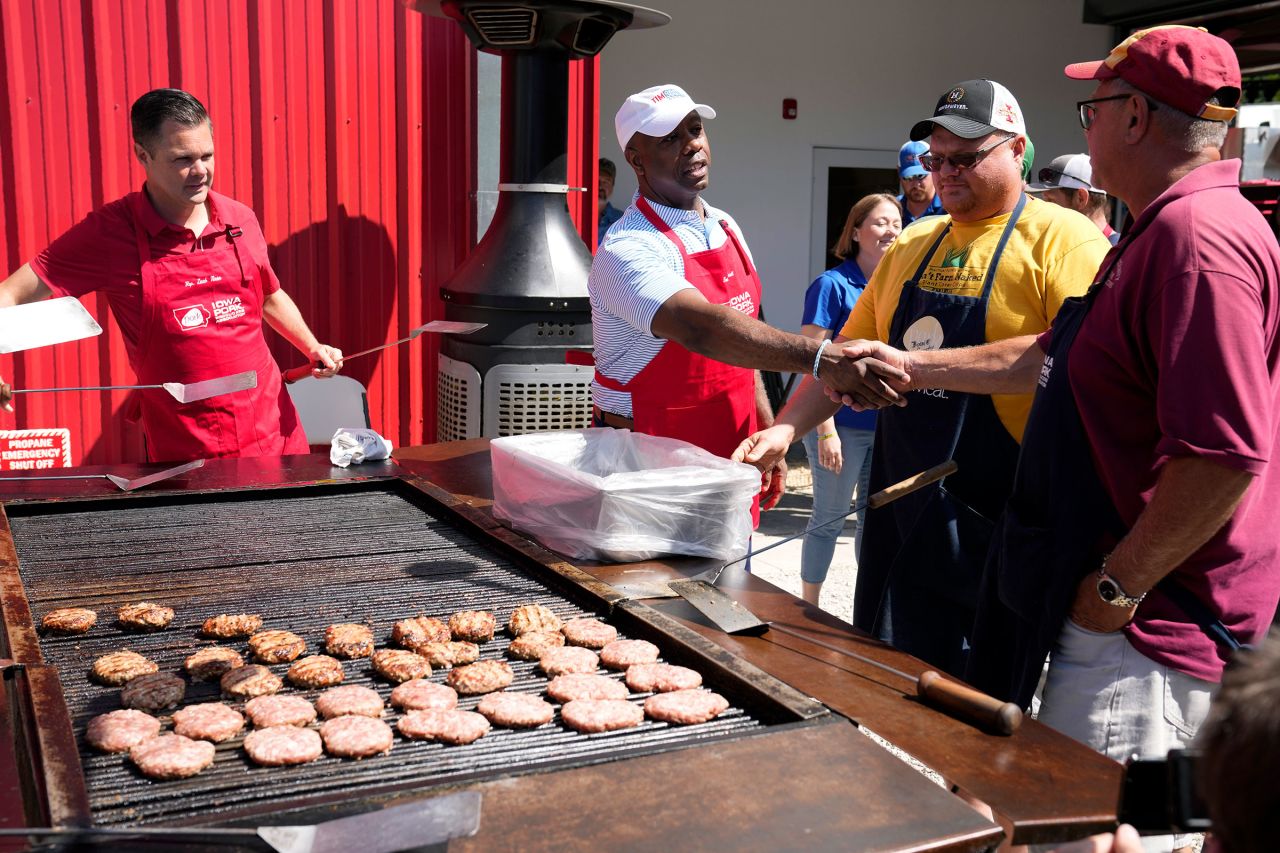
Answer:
[{"left": 599, "top": 0, "right": 1115, "bottom": 333}]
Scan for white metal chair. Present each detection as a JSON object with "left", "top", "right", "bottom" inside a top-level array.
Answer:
[{"left": 285, "top": 375, "right": 371, "bottom": 445}]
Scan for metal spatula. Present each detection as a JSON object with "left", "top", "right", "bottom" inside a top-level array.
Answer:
[
  {"left": 9, "top": 370, "right": 257, "bottom": 404},
  {"left": 0, "top": 297, "right": 102, "bottom": 354},
  {"left": 0, "top": 458, "right": 206, "bottom": 492},
  {"left": 282, "top": 321, "right": 487, "bottom": 384}
]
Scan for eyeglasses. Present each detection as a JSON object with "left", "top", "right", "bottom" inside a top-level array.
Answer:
[
  {"left": 918, "top": 135, "right": 1014, "bottom": 172},
  {"left": 902, "top": 174, "right": 929, "bottom": 183},
  {"left": 1077, "top": 93, "right": 1158, "bottom": 129}
]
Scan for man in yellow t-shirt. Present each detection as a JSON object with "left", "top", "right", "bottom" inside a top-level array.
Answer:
[{"left": 735, "top": 79, "right": 1109, "bottom": 677}]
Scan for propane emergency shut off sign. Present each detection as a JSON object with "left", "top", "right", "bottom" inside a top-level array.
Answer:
[{"left": 0, "top": 429, "right": 73, "bottom": 470}]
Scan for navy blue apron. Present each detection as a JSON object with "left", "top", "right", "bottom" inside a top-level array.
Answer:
[{"left": 853, "top": 196, "right": 1026, "bottom": 678}]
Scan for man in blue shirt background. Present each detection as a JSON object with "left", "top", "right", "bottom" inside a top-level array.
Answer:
[{"left": 896, "top": 140, "right": 943, "bottom": 226}]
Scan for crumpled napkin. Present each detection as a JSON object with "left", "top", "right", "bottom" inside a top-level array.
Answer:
[{"left": 330, "top": 428, "right": 394, "bottom": 468}]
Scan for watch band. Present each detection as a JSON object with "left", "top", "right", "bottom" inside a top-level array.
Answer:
[{"left": 1096, "top": 561, "right": 1147, "bottom": 608}]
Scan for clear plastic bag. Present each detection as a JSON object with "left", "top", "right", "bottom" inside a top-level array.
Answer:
[{"left": 490, "top": 429, "right": 759, "bottom": 562}]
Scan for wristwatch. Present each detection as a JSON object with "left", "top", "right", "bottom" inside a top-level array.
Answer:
[{"left": 1096, "top": 558, "right": 1146, "bottom": 608}]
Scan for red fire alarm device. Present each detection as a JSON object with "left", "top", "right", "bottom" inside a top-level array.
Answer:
[{"left": 783, "top": 98, "right": 797, "bottom": 120}]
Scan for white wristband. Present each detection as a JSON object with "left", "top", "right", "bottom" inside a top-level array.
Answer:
[{"left": 812, "top": 338, "right": 831, "bottom": 380}]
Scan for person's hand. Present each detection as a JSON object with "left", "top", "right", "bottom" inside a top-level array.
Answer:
[
  {"left": 817, "top": 432, "right": 842, "bottom": 474},
  {"left": 839, "top": 339, "right": 911, "bottom": 378},
  {"left": 1048, "top": 824, "right": 1142, "bottom": 853},
  {"left": 760, "top": 456, "right": 787, "bottom": 511},
  {"left": 1, "top": 377, "right": 13, "bottom": 413},
  {"left": 817, "top": 352, "right": 910, "bottom": 411},
  {"left": 308, "top": 344, "right": 344, "bottom": 378},
  {"left": 1068, "top": 569, "right": 1137, "bottom": 634},
  {"left": 732, "top": 425, "right": 794, "bottom": 475}
]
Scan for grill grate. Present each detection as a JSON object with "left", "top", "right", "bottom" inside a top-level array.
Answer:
[{"left": 9, "top": 484, "right": 771, "bottom": 827}]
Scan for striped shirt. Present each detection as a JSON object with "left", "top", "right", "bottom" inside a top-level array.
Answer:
[{"left": 588, "top": 193, "right": 755, "bottom": 418}]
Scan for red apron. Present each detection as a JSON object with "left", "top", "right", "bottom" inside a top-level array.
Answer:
[
  {"left": 594, "top": 196, "right": 764, "bottom": 524},
  {"left": 130, "top": 194, "right": 307, "bottom": 462}
]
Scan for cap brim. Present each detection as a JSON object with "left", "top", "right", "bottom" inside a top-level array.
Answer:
[
  {"left": 910, "top": 114, "right": 997, "bottom": 142},
  {"left": 1025, "top": 181, "right": 1056, "bottom": 192},
  {"left": 1064, "top": 60, "right": 1118, "bottom": 81},
  {"left": 635, "top": 103, "right": 717, "bottom": 141},
  {"left": 900, "top": 166, "right": 927, "bottom": 179}
]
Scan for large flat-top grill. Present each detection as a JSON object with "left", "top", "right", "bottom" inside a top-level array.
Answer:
[{"left": 3, "top": 480, "right": 805, "bottom": 830}]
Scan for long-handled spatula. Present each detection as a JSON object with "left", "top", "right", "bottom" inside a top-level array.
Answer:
[
  {"left": 0, "top": 297, "right": 102, "bottom": 354},
  {"left": 9, "top": 370, "right": 257, "bottom": 404},
  {"left": 282, "top": 321, "right": 486, "bottom": 383},
  {"left": 0, "top": 458, "right": 206, "bottom": 492}
]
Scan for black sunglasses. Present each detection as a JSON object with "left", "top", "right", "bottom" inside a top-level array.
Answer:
[
  {"left": 918, "top": 135, "right": 1014, "bottom": 172},
  {"left": 1077, "top": 93, "right": 1159, "bottom": 129}
]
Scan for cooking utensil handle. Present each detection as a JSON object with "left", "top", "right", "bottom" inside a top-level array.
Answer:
[
  {"left": 916, "top": 670, "right": 1023, "bottom": 736},
  {"left": 281, "top": 363, "right": 317, "bottom": 384},
  {"left": 866, "top": 459, "right": 957, "bottom": 509}
]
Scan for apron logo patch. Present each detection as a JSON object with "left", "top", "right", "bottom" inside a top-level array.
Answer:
[
  {"left": 212, "top": 296, "right": 246, "bottom": 324},
  {"left": 903, "top": 316, "right": 944, "bottom": 352},
  {"left": 173, "top": 304, "right": 210, "bottom": 330},
  {"left": 725, "top": 292, "right": 754, "bottom": 315}
]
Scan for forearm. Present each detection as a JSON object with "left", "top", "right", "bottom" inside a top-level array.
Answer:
[
  {"left": 754, "top": 372, "right": 774, "bottom": 428},
  {"left": 904, "top": 334, "right": 1042, "bottom": 395},
  {"left": 672, "top": 304, "right": 818, "bottom": 373},
  {"left": 773, "top": 377, "right": 841, "bottom": 442},
  {"left": 261, "top": 290, "right": 321, "bottom": 354}
]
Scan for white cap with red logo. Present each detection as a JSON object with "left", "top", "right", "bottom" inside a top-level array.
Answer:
[{"left": 615, "top": 84, "right": 716, "bottom": 151}]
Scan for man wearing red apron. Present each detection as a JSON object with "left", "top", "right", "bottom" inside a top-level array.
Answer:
[{"left": 0, "top": 89, "right": 341, "bottom": 461}]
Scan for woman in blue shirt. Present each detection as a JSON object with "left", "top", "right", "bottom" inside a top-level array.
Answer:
[{"left": 799, "top": 193, "right": 902, "bottom": 606}]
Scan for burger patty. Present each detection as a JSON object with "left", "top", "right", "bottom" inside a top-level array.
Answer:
[
  {"left": 624, "top": 663, "right": 703, "bottom": 694},
  {"left": 371, "top": 649, "right": 431, "bottom": 683},
  {"left": 286, "top": 655, "right": 346, "bottom": 689},
  {"left": 545, "top": 673, "right": 629, "bottom": 703},
  {"left": 507, "top": 604, "right": 562, "bottom": 637},
  {"left": 599, "top": 639, "right": 660, "bottom": 671},
  {"left": 320, "top": 715, "right": 394, "bottom": 758},
  {"left": 560, "top": 698, "right": 644, "bottom": 733},
  {"left": 315, "top": 685, "right": 384, "bottom": 719},
  {"left": 201, "top": 613, "right": 263, "bottom": 639},
  {"left": 184, "top": 646, "right": 245, "bottom": 681},
  {"left": 130, "top": 734, "right": 216, "bottom": 780},
  {"left": 560, "top": 617, "right": 618, "bottom": 650},
  {"left": 448, "top": 610, "right": 496, "bottom": 643},
  {"left": 397, "top": 710, "right": 490, "bottom": 745},
  {"left": 324, "top": 623, "right": 374, "bottom": 659},
  {"left": 391, "top": 616, "right": 450, "bottom": 648},
  {"left": 85, "top": 709, "right": 161, "bottom": 753},
  {"left": 389, "top": 679, "right": 458, "bottom": 712},
  {"left": 445, "top": 660, "right": 513, "bottom": 695},
  {"left": 221, "top": 664, "right": 283, "bottom": 699},
  {"left": 643, "top": 689, "right": 729, "bottom": 725},
  {"left": 477, "top": 691, "right": 555, "bottom": 728},
  {"left": 91, "top": 650, "right": 158, "bottom": 686},
  {"left": 172, "top": 702, "right": 245, "bottom": 743},
  {"left": 244, "top": 726, "right": 323, "bottom": 767},
  {"left": 410, "top": 640, "right": 480, "bottom": 668},
  {"left": 40, "top": 607, "right": 96, "bottom": 635},
  {"left": 244, "top": 695, "right": 317, "bottom": 728},
  {"left": 248, "top": 630, "right": 306, "bottom": 664},
  {"left": 538, "top": 646, "right": 599, "bottom": 676},
  {"left": 120, "top": 672, "right": 185, "bottom": 711},
  {"left": 506, "top": 631, "right": 564, "bottom": 661},
  {"left": 117, "top": 601, "right": 175, "bottom": 631}
]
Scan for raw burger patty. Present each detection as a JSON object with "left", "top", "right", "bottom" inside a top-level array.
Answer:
[
  {"left": 545, "top": 673, "right": 629, "bottom": 703},
  {"left": 411, "top": 640, "right": 480, "bottom": 668},
  {"left": 201, "top": 613, "right": 262, "bottom": 638},
  {"left": 245, "top": 695, "right": 317, "bottom": 728},
  {"left": 92, "top": 650, "right": 158, "bottom": 686},
  {"left": 561, "top": 617, "right": 618, "bottom": 649},
  {"left": 248, "top": 630, "right": 306, "bottom": 664},
  {"left": 561, "top": 698, "right": 644, "bottom": 733},
  {"left": 600, "top": 639, "right": 660, "bottom": 671},
  {"left": 130, "top": 734, "right": 216, "bottom": 779},
  {"left": 118, "top": 601, "right": 174, "bottom": 631},
  {"left": 41, "top": 607, "right": 96, "bottom": 635},
  {"left": 507, "top": 604, "right": 562, "bottom": 637},
  {"left": 644, "top": 689, "right": 729, "bottom": 725},
  {"left": 391, "top": 616, "right": 450, "bottom": 648},
  {"left": 625, "top": 663, "right": 703, "bottom": 694},
  {"left": 287, "top": 655, "right": 345, "bottom": 688},
  {"left": 86, "top": 709, "right": 161, "bottom": 753},
  {"left": 315, "top": 685, "right": 384, "bottom": 719},
  {"left": 371, "top": 649, "right": 431, "bottom": 683},
  {"left": 390, "top": 679, "right": 458, "bottom": 712},
  {"left": 120, "top": 672, "right": 185, "bottom": 711},
  {"left": 507, "top": 631, "right": 564, "bottom": 661},
  {"left": 539, "top": 646, "right": 599, "bottom": 676},
  {"left": 172, "top": 702, "right": 245, "bottom": 742},
  {"left": 448, "top": 610, "right": 496, "bottom": 642},
  {"left": 244, "top": 726, "right": 323, "bottom": 766},
  {"left": 221, "top": 664, "right": 283, "bottom": 699},
  {"left": 184, "top": 646, "right": 245, "bottom": 681},
  {"left": 321, "top": 715, "right": 393, "bottom": 758},
  {"left": 477, "top": 692, "right": 554, "bottom": 728},
  {"left": 397, "top": 710, "right": 489, "bottom": 745},
  {"left": 445, "top": 660, "right": 513, "bottom": 695},
  {"left": 325, "top": 623, "right": 374, "bottom": 658}
]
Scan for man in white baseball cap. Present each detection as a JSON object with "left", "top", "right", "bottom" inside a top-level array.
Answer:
[
  {"left": 584, "top": 83, "right": 906, "bottom": 535},
  {"left": 1027, "top": 153, "right": 1118, "bottom": 244}
]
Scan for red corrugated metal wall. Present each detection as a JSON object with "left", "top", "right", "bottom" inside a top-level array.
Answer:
[{"left": 0, "top": 0, "right": 522, "bottom": 465}]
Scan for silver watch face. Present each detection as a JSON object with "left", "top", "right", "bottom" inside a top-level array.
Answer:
[{"left": 1098, "top": 577, "right": 1122, "bottom": 603}]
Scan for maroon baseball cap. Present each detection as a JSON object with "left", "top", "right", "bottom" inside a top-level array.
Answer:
[{"left": 1065, "top": 25, "right": 1240, "bottom": 122}]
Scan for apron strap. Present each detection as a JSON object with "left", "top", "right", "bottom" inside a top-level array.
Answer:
[
  {"left": 978, "top": 193, "right": 1026, "bottom": 300},
  {"left": 636, "top": 196, "right": 692, "bottom": 261}
]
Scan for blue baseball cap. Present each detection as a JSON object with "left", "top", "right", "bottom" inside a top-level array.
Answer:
[{"left": 899, "top": 140, "right": 928, "bottom": 179}]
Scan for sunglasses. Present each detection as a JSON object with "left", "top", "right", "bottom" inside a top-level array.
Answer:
[
  {"left": 1077, "top": 93, "right": 1159, "bottom": 129},
  {"left": 918, "top": 135, "right": 1014, "bottom": 172}
]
